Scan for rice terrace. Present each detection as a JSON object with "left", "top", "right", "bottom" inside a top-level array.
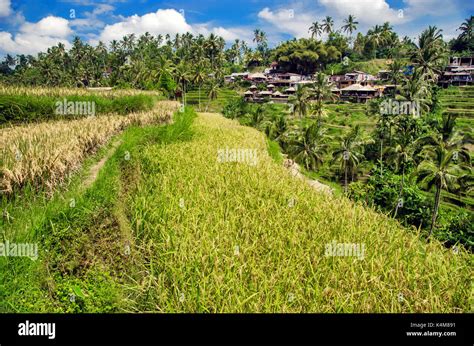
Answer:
[{"left": 0, "top": 0, "right": 473, "bottom": 321}]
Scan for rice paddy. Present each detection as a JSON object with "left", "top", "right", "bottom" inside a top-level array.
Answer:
[{"left": 1, "top": 102, "right": 471, "bottom": 313}]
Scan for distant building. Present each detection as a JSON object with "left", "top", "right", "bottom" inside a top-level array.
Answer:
[
  {"left": 439, "top": 56, "right": 474, "bottom": 87},
  {"left": 340, "top": 84, "right": 379, "bottom": 103}
]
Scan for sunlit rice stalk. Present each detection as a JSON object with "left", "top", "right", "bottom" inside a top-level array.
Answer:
[{"left": 0, "top": 101, "right": 179, "bottom": 195}]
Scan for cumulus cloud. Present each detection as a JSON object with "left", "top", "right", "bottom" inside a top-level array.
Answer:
[
  {"left": 258, "top": 7, "right": 315, "bottom": 38},
  {"left": 319, "top": 0, "right": 407, "bottom": 25},
  {"left": 95, "top": 9, "right": 254, "bottom": 45},
  {"left": 0, "top": 16, "right": 72, "bottom": 55},
  {"left": 98, "top": 9, "right": 193, "bottom": 42},
  {"left": 0, "top": 0, "right": 11, "bottom": 17}
]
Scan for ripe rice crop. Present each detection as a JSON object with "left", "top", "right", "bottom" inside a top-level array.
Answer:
[
  {"left": 0, "top": 101, "right": 179, "bottom": 195},
  {"left": 121, "top": 113, "right": 471, "bottom": 312},
  {"left": 0, "top": 85, "right": 161, "bottom": 98}
]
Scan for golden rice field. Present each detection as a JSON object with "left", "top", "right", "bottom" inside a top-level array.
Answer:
[
  {"left": 0, "top": 85, "right": 162, "bottom": 97},
  {"left": 0, "top": 101, "right": 179, "bottom": 195}
]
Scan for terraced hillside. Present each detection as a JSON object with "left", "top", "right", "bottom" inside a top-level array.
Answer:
[
  {"left": 439, "top": 85, "right": 474, "bottom": 136},
  {"left": 185, "top": 88, "right": 240, "bottom": 111},
  {"left": 437, "top": 86, "right": 474, "bottom": 211},
  {"left": 2, "top": 110, "right": 470, "bottom": 313}
]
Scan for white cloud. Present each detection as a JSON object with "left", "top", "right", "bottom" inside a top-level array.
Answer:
[
  {"left": 319, "top": 0, "right": 407, "bottom": 25},
  {"left": 403, "top": 0, "right": 458, "bottom": 17},
  {"left": 98, "top": 9, "right": 193, "bottom": 42},
  {"left": 257, "top": 7, "right": 316, "bottom": 38},
  {"left": 0, "top": 16, "right": 72, "bottom": 55},
  {"left": 96, "top": 8, "right": 254, "bottom": 45},
  {"left": 0, "top": 0, "right": 11, "bottom": 17},
  {"left": 20, "top": 16, "right": 72, "bottom": 38}
]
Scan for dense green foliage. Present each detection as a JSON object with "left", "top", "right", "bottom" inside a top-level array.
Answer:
[{"left": 0, "top": 93, "right": 156, "bottom": 124}]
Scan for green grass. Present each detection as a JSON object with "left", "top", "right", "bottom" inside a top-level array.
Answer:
[
  {"left": 0, "top": 93, "right": 158, "bottom": 124},
  {"left": 0, "top": 107, "right": 196, "bottom": 312},
  {"left": 2, "top": 109, "right": 471, "bottom": 312},
  {"left": 185, "top": 88, "right": 239, "bottom": 112}
]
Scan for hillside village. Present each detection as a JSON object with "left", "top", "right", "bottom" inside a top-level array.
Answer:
[{"left": 227, "top": 55, "right": 474, "bottom": 103}]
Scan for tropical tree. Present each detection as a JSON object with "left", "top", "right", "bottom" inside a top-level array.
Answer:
[
  {"left": 410, "top": 26, "right": 447, "bottom": 82},
  {"left": 457, "top": 16, "right": 473, "bottom": 43},
  {"left": 342, "top": 15, "right": 358, "bottom": 41},
  {"left": 288, "top": 123, "right": 330, "bottom": 171},
  {"left": 322, "top": 16, "right": 334, "bottom": 34},
  {"left": 174, "top": 61, "right": 191, "bottom": 105},
  {"left": 333, "top": 125, "right": 371, "bottom": 194},
  {"left": 311, "top": 72, "right": 335, "bottom": 126},
  {"left": 388, "top": 59, "right": 404, "bottom": 95},
  {"left": 309, "top": 21, "right": 322, "bottom": 39},
  {"left": 193, "top": 63, "right": 207, "bottom": 111},
  {"left": 288, "top": 86, "right": 311, "bottom": 118},
  {"left": 386, "top": 136, "right": 415, "bottom": 217},
  {"left": 206, "top": 78, "right": 220, "bottom": 112},
  {"left": 415, "top": 139, "right": 470, "bottom": 238}
]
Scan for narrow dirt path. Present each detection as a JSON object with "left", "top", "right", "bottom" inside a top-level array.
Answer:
[
  {"left": 83, "top": 139, "right": 122, "bottom": 189},
  {"left": 283, "top": 157, "right": 334, "bottom": 195}
]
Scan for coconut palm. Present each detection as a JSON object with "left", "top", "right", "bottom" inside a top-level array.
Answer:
[
  {"left": 333, "top": 126, "right": 370, "bottom": 194},
  {"left": 410, "top": 26, "right": 447, "bottom": 82},
  {"left": 193, "top": 64, "right": 207, "bottom": 111},
  {"left": 174, "top": 62, "right": 191, "bottom": 105},
  {"left": 309, "top": 21, "right": 322, "bottom": 39},
  {"left": 312, "top": 72, "right": 336, "bottom": 126},
  {"left": 388, "top": 59, "right": 404, "bottom": 95},
  {"left": 399, "top": 68, "right": 432, "bottom": 116},
  {"left": 386, "top": 137, "right": 415, "bottom": 217},
  {"left": 367, "top": 25, "right": 386, "bottom": 58},
  {"left": 322, "top": 16, "right": 334, "bottom": 34},
  {"left": 288, "top": 123, "right": 330, "bottom": 171},
  {"left": 342, "top": 15, "right": 358, "bottom": 40},
  {"left": 457, "top": 16, "right": 473, "bottom": 42},
  {"left": 206, "top": 79, "right": 220, "bottom": 112},
  {"left": 288, "top": 86, "right": 311, "bottom": 118},
  {"left": 415, "top": 139, "right": 471, "bottom": 238}
]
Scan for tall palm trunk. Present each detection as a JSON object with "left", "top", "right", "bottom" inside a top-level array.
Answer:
[
  {"left": 182, "top": 81, "right": 186, "bottom": 106},
  {"left": 344, "top": 162, "right": 348, "bottom": 195},
  {"left": 393, "top": 165, "right": 405, "bottom": 218},
  {"left": 380, "top": 138, "right": 383, "bottom": 176},
  {"left": 428, "top": 183, "right": 441, "bottom": 239},
  {"left": 198, "top": 84, "right": 201, "bottom": 111}
]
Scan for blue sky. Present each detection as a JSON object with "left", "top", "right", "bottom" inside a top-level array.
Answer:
[{"left": 0, "top": 0, "right": 472, "bottom": 55}]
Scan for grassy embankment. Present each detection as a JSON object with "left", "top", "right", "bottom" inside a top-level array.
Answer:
[{"left": 1, "top": 109, "right": 471, "bottom": 313}]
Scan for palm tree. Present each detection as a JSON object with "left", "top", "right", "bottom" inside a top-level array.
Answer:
[
  {"left": 333, "top": 126, "right": 370, "bottom": 194},
  {"left": 206, "top": 79, "right": 220, "bottom": 112},
  {"left": 367, "top": 25, "right": 386, "bottom": 58},
  {"left": 388, "top": 59, "right": 404, "bottom": 96},
  {"left": 309, "top": 21, "right": 322, "bottom": 39},
  {"left": 270, "top": 114, "right": 289, "bottom": 146},
  {"left": 457, "top": 16, "right": 473, "bottom": 42},
  {"left": 289, "top": 123, "right": 330, "bottom": 171},
  {"left": 289, "top": 86, "right": 311, "bottom": 118},
  {"left": 322, "top": 16, "right": 334, "bottom": 34},
  {"left": 399, "top": 68, "right": 432, "bottom": 116},
  {"left": 386, "top": 137, "right": 414, "bottom": 217},
  {"left": 246, "top": 105, "right": 266, "bottom": 128},
  {"left": 342, "top": 15, "right": 358, "bottom": 40},
  {"left": 415, "top": 139, "right": 470, "bottom": 238},
  {"left": 193, "top": 64, "right": 207, "bottom": 111},
  {"left": 410, "top": 26, "right": 447, "bottom": 82},
  {"left": 174, "top": 62, "right": 191, "bottom": 105},
  {"left": 312, "top": 72, "right": 335, "bottom": 126}
]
